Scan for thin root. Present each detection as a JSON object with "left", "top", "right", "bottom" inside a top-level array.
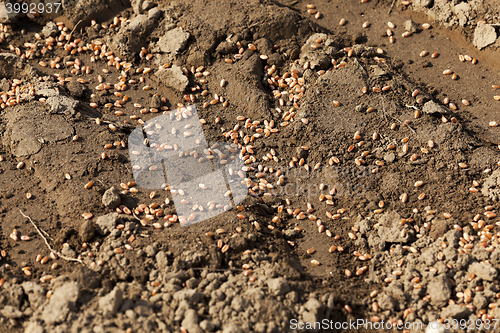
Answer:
[{"left": 19, "top": 210, "right": 84, "bottom": 264}]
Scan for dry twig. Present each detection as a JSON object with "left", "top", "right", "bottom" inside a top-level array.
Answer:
[
  {"left": 19, "top": 210, "right": 83, "bottom": 264},
  {"left": 388, "top": 0, "right": 397, "bottom": 15}
]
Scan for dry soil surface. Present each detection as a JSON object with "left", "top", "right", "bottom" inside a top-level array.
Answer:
[{"left": 1, "top": 0, "right": 500, "bottom": 333}]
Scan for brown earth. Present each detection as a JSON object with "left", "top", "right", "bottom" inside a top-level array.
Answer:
[{"left": 1, "top": 0, "right": 500, "bottom": 333}]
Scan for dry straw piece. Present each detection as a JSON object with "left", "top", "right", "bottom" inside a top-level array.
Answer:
[{"left": 19, "top": 210, "right": 83, "bottom": 264}]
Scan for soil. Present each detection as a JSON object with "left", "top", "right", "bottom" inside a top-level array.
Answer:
[{"left": 1, "top": 0, "right": 500, "bottom": 333}]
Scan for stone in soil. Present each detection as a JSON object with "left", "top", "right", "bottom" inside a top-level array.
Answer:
[
  {"left": 154, "top": 65, "right": 189, "bottom": 92},
  {"left": 96, "top": 213, "right": 121, "bottom": 235},
  {"left": 422, "top": 100, "right": 447, "bottom": 115},
  {"left": 99, "top": 286, "right": 123, "bottom": 315},
  {"left": 473, "top": 24, "right": 497, "bottom": 50},
  {"left": 131, "top": 0, "right": 157, "bottom": 14},
  {"left": 266, "top": 277, "right": 290, "bottom": 295},
  {"left": 79, "top": 220, "right": 96, "bottom": 243},
  {"left": 453, "top": 2, "right": 471, "bottom": 27},
  {"left": 154, "top": 28, "right": 191, "bottom": 57},
  {"left": 468, "top": 262, "right": 498, "bottom": 281},
  {"left": 102, "top": 186, "right": 122, "bottom": 209},
  {"left": 21, "top": 281, "right": 47, "bottom": 310},
  {"left": 41, "top": 21, "right": 58, "bottom": 37},
  {"left": 440, "top": 304, "right": 472, "bottom": 320},
  {"left": 481, "top": 169, "right": 500, "bottom": 201},
  {"left": 404, "top": 20, "right": 419, "bottom": 33},
  {"left": 0, "top": 2, "right": 17, "bottom": 24},
  {"left": 427, "top": 274, "right": 452, "bottom": 308},
  {"left": 41, "top": 282, "right": 80, "bottom": 325},
  {"left": 109, "top": 7, "right": 163, "bottom": 58}
]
